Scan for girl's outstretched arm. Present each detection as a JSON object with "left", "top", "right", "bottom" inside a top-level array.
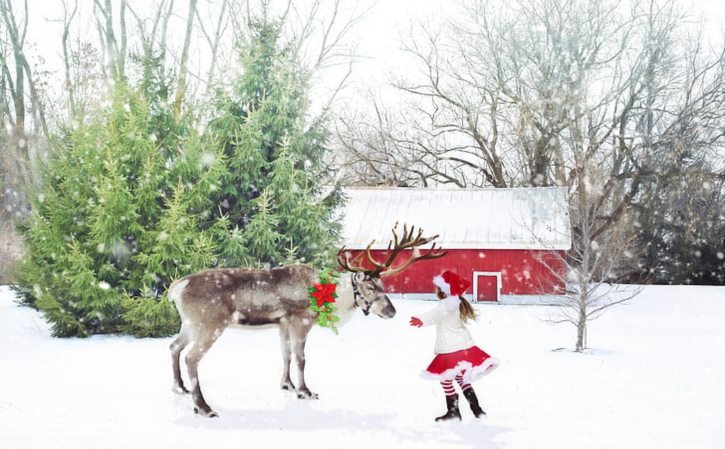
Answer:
[{"left": 410, "top": 302, "right": 445, "bottom": 328}]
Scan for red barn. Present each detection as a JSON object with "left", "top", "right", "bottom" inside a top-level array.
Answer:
[{"left": 341, "top": 187, "right": 571, "bottom": 303}]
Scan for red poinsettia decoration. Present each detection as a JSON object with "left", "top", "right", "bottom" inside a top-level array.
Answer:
[
  {"left": 309, "top": 270, "right": 340, "bottom": 334},
  {"left": 311, "top": 282, "right": 337, "bottom": 307}
]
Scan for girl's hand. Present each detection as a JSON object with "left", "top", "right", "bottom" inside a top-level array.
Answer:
[{"left": 409, "top": 317, "right": 423, "bottom": 327}]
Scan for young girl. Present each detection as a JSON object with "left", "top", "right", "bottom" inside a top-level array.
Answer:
[{"left": 409, "top": 270, "right": 498, "bottom": 422}]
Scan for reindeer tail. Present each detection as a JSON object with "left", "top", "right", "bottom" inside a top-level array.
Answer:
[{"left": 167, "top": 279, "right": 189, "bottom": 304}]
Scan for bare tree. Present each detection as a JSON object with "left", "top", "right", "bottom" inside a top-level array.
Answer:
[
  {"left": 338, "top": 0, "right": 724, "bottom": 191},
  {"left": 0, "top": 0, "right": 48, "bottom": 139},
  {"left": 59, "top": 0, "right": 79, "bottom": 122},
  {"left": 44, "top": 0, "right": 107, "bottom": 128},
  {"left": 127, "top": 0, "right": 175, "bottom": 63},
  {"left": 538, "top": 183, "right": 643, "bottom": 352},
  {"left": 0, "top": 0, "right": 51, "bottom": 281},
  {"left": 195, "top": 0, "right": 230, "bottom": 96},
  {"left": 335, "top": 97, "right": 473, "bottom": 187},
  {"left": 93, "top": 0, "right": 128, "bottom": 82},
  {"left": 0, "top": 0, "right": 49, "bottom": 215},
  {"left": 173, "top": 0, "right": 198, "bottom": 116},
  {"left": 529, "top": 0, "right": 723, "bottom": 349},
  {"left": 398, "top": 26, "right": 512, "bottom": 187},
  {"left": 283, "top": 0, "right": 368, "bottom": 113}
]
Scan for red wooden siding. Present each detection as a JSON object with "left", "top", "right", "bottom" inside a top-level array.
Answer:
[{"left": 345, "top": 248, "right": 566, "bottom": 297}]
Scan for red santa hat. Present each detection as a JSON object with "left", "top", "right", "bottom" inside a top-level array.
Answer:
[{"left": 433, "top": 271, "right": 472, "bottom": 297}]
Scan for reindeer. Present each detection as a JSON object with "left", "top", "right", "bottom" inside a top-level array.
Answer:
[{"left": 167, "top": 224, "right": 446, "bottom": 417}]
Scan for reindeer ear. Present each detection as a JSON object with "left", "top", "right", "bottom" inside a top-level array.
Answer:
[{"left": 352, "top": 272, "right": 366, "bottom": 283}]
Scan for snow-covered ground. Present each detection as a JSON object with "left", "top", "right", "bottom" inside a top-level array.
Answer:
[{"left": 1, "top": 284, "right": 723, "bottom": 449}]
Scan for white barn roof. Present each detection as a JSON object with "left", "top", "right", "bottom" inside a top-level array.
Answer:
[{"left": 341, "top": 187, "right": 571, "bottom": 250}]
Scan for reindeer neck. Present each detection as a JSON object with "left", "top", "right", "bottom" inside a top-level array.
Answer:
[{"left": 333, "top": 272, "right": 357, "bottom": 327}]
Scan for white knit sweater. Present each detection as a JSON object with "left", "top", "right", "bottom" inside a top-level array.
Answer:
[{"left": 417, "top": 296, "right": 475, "bottom": 354}]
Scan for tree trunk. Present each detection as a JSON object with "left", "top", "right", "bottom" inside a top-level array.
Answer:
[
  {"left": 201, "top": 0, "right": 228, "bottom": 98},
  {"left": 575, "top": 308, "right": 587, "bottom": 352},
  {"left": 61, "top": 0, "right": 78, "bottom": 123},
  {"left": 173, "top": 0, "right": 197, "bottom": 116},
  {"left": 575, "top": 159, "right": 591, "bottom": 352}
]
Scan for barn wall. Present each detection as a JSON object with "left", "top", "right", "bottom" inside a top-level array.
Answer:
[{"left": 345, "top": 249, "right": 566, "bottom": 296}]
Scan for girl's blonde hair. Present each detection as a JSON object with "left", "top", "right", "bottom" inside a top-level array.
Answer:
[{"left": 459, "top": 296, "right": 478, "bottom": 323}]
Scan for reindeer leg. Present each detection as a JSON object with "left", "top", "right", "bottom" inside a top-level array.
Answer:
[
  {"left": 279, "top": 318, "right": 296, "bottom": 392},
  {"left": 170, "top": 330, "right": 191, "bottom": 394},
  {"left": 185, "top": 328, "right": 224, "bottom": 417},
  {"left": 291, "top": 318, "right": 317, "bottom": 400}
]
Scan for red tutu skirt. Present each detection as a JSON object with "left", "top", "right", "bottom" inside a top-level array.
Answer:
[{"left": 422, "top": 346, "right": 498, "bottom": 383}]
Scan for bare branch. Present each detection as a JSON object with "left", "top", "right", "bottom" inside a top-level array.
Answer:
[{"left": 173, "top": 0, "right": 198, "bottom": 116}]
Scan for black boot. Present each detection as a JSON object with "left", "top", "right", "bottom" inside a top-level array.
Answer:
[
  {"left": 435, "top": 395, "right": 462, "bottom": 422},
  {"left": 463, "top": 389, "right": 486, "bottom": 418}
]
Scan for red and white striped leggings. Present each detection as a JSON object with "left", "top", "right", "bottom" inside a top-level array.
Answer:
[{"left": 441, "top": 374, "right": 472, "bottom": 397}]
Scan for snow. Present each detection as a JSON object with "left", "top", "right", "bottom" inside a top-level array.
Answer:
[
  {"left": 1, "top": 284, "right": 724, "bottom": 449},
  {"left": 341, "top": 187, "right": 570, "bottom": 250}
]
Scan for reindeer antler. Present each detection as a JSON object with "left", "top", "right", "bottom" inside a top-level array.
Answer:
[
  {"left": 337, "top": 222, "right": 447, "bottom": 277},
  {"left": 374, "top": 223, "right": 447, "bottom": 277},
  {"left": 337, "top": 244, "right": 370, "bottom": 273}
]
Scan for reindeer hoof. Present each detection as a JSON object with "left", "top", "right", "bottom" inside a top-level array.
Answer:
[
  {"left": 172, "top": 385, "right": 190, "bottom": 394},
  {"left": 297, "top": 390, "right": 319, "bottom": 400},
  {"left": 194, "top": 407, "right": 219, "bottom": 418},
  {"left": 281, "top": 381, "right": 296, "bottom": 391}
]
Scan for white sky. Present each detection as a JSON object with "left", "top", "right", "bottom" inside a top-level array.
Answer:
[
  {"left": 345, "top": 0, "right": 725, "bottom": 91},
  {"left": 13, "top": 0, "right": 725, "bottom": 116}
]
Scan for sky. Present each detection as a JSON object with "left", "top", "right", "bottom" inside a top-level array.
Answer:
[
  {"left": 12, "top": 0, "right": 725, "bottom": 117},
  {"left": 344, "top": 0, "right": 725, "bottom": 97}
]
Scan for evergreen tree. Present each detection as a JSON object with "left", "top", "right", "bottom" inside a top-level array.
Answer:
[
  {"left": 628, "top": 156, "right": 725, "bottom": 285},
  {"left": 205, "top": 14, "right": 342, "bottom": 269},
  {"left": 16, "top": 14, "right": 344, "bottom": 337},
  {"left": 634, "top": 172, "right": 725, "bottom": 285},
  {"left": 17, "top": 57, "right": 223, "bottom": 337}
]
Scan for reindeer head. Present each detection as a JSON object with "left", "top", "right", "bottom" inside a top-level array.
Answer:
[{"left": 337, "top": 223, "right": 447, "bottom": 319}]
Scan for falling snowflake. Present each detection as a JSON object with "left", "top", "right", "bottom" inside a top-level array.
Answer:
[
  {"left": 200, "top": 152, "right": 216, "bottom": 168},
  {"left": 110, "top": 240, "right": 131, "bottom": 261}
]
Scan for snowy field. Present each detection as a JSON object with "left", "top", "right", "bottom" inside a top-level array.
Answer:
[{"left": 1, "top": 284, "right": 723, "bottom": 449}]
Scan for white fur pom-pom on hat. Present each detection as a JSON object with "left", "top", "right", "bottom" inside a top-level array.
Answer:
[
  {"left": 433, "top": 275, "right": 451, "bottom": 296},
  {"left": 433, "top": 271, "right": 472, "bottom": 296}
]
